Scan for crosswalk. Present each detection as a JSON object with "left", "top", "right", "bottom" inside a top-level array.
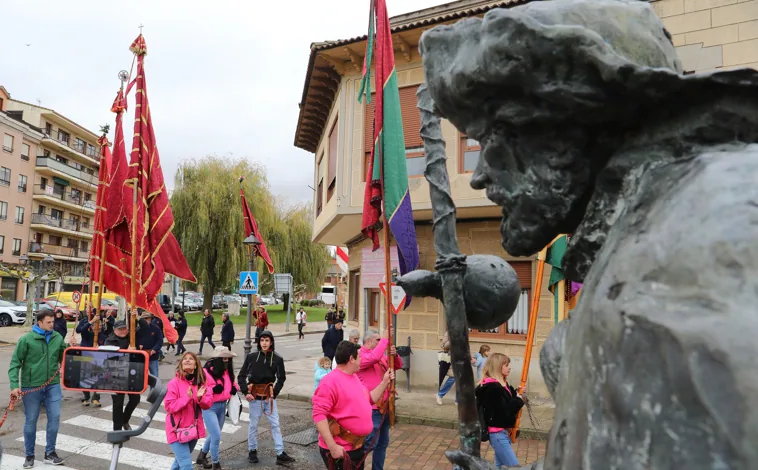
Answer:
[
  {"left": 0, "top": 333, "right": 326, "bottom": 469},
  {"left": 1, "top": 394, "right": 261, "bottom": 469}
]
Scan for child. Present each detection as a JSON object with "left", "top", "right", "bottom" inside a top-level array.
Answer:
[
  {"left": 313, "top": 356, "right": 332, "bottom": 393},
  {"left": 473, "top": 345, "right": 491, "bottom": 381},
  {"left": 475, "top": 353, "right": 524, "bottom": 468}
]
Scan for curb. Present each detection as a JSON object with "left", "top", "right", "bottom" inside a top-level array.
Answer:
[
  {"left": 279, "top": 393, "right": 550, "bottom": 440},
  {"left": 0, "top": 327, "right": 328, "bottom": 346}
]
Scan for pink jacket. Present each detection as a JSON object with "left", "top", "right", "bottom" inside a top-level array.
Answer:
[
  {"left": 356, "top": 338, "right": 402, "bottom": 410},
  {"left": 164, "top": 374, "right": 214, "bottom": 444},
  {"left": 203, "top": 368, "right": 233, "bottom": 403}
]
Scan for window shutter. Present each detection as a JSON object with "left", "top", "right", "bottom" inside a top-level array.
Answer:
[
  {"left": 363, "top": 84, "right": 422, "bottom": 153},
  {"left": 510, "top": 261, "right": 532, "bottom": 289},
  {"left": 328, "top": 119, "right": 338, "bottom": 187}
]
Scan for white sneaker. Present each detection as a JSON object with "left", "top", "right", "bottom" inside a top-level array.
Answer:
[{"left": 436, "top": 395, "right": 443, "bottom": 405}]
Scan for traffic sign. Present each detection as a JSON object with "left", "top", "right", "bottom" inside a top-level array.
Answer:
[
  {"left": 72, "top": 291, "right": 82, "bottom": 303},
  {"left": 239, "top": 271, "right": 259, "bottom": 295},
  {"left": 379, "top": 282, "right": 407, "bottom": 314}
]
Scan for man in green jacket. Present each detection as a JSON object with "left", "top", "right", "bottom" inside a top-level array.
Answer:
[{"left": 9, "top": 309, "right": 75, "bottom": 468}]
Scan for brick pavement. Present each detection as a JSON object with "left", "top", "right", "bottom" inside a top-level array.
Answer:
[{"left": 372, "top": 424, "right": 546, "bottom": 470}]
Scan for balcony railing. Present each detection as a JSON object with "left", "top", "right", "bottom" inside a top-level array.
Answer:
[
  {"left": 30, "top": 213, "right": 94, "bottom": 234},
  {"left": 35, "top": 157, "right": 98, "bottom": 186},
  {"left": 29, "top": 241, "right": 84, "bottom": 259},
  {"left": 32, "top": 187, "right": 94, "bottom": 210},
  {"left": 43, "top": 129, "right": 99, "bottom": 161}
]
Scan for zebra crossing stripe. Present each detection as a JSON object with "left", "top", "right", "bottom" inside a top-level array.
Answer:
[
  {"left": 101, "top": 405, "right": 248, "bottom": 427},
  {"left": 18, "top": 433, "right": 176, "bottom": 469},
  {"left": 0, "top": 454, "right": 78, "bottom": 470},
  {"left": 64, "top": 415, "right": 207, "bottom": 449}
]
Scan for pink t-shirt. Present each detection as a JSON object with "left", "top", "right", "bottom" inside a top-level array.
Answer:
[
  {"left": 356, "top": 338, "right": 403, "bottom": 410},
  {"left": 312, "top": 368, "right": 374, "bottom": 451},
  {"left": 481, "top": 377, "right": 510, "bottom": 433}
]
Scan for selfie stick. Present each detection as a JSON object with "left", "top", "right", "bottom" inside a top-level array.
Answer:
[{"left": 106, "top": 372, "right": 165, "bottom": 470}]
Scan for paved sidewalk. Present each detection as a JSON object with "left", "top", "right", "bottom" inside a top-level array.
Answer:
[
  {"left": 0, "top": 320, "right": 328, "bottom": 345},
  {"left": 370, "top": 424, "right": 546, "bottom": 470}
]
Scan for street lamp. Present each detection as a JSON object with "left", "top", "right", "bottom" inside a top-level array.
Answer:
[{"left": 243, "top": 234, "right": 262, "bottom": 357}]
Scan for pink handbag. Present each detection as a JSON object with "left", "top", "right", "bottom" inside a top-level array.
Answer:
[{"left": 170, "top": 401, "right": 200, "bottom": 444}]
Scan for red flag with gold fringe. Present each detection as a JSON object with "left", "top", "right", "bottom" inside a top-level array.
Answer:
[{"left": 240, "top": 181, "right": 275, "bottom": 274}]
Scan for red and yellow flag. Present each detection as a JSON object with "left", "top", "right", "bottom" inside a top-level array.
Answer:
[{"left": 240, "top": 183, "right": 275, "bottom": 274}]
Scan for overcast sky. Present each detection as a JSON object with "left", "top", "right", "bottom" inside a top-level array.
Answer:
[{"left": 1, "top": 0, "right": 443, "bottom": 205}]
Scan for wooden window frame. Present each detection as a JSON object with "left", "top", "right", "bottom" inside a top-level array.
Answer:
[
  {"left": 327, "top": 119, "right": 338, "bottom": 202},
  {"left": 459, "top": 134, "right": 481, "bottom": 174},
  {"left": 12, "top": 238, "right": 22, "bottom": 256},
  {"left": 469, "top": 261, "right": 531, "bottom": 340},
  {"left": 316, "top": 178, "right": 323, "bottom": 216},
  {"left": 349, "top": 269, "right": 360, "bottom": 322}
]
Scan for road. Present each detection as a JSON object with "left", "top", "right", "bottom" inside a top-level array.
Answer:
[{"left": 0, "top": 330, "right": 328, "bottom": 469}]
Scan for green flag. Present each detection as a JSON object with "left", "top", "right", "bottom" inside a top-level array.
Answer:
[{"left": 546, "top": 235, "right": 568, "bottom": 323}]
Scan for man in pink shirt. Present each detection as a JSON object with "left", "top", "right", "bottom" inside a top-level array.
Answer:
[
  {"left": 312, "top": 341, "right": 394, "bottom": 470},
  {"left": 355, "top": 329, "right": 402, "bottom": 470}
]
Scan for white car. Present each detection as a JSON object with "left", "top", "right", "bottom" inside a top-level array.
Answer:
[{"left": 0, "top": 299, "right": 28, "bottom": 327}]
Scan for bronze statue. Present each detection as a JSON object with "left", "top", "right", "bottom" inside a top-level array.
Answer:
[{"left": 401, "top": 0, "right": 758, "bottom": 468}]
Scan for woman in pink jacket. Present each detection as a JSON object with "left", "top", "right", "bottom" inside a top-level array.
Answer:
[
  {"left": 196, "top": 346, "right": 238, "bottom": 469},
  {"left": 165, "top": 352, "right": 214, "bottom": 470}
]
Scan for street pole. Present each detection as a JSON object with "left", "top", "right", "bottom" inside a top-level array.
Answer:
[
  {"left": 285, "top": 275, "right": 291, "bottom": 333},
  {"left": 244, "top": 254, "right": 254, "bottom": 357}
]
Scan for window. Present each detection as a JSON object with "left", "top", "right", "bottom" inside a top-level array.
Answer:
[
  {"left": 405, "top": 146, "right": 425, "bottom": 177},
  {"left": 80, "top": 240, "right": 89, "bottom": 252},
  {"left": 349, "top": 269, "right": 360, "bottom": 322},
  {"left": 82, "top": 216, "right": 90, "bottom": 228},
  {"left": 70, "top": 188, "right": 82, "bottom": 204},
  {"left": 0, "top": 201, "right": 7, "bottom": 220},
  {"left": 12, "top": 238, "right": 21, "bottom": 256},
  {"left": 460, "top": 135, "right": 481, "bottom": 173},
  {"left": 74, "top": 137, "right": 86, "bottom": 153},
  {"left": 84, "top": 192, "right": 92, "bottom": 202},
  {"left": 327, "top": 118, "right": 338, "bottom": 202},
  {"left": 3, "top": 134, "right": 13, "bottom": 153},
  {"left": 38, "top": 205, "right": 46, "bottom": 214},
  {"left": 45, "top": 123, "right": 52, "bottom": 135},
  {"left": 49, "top": 235, "right": 62, "bottom": 246},
  {"left": 21, "top": 143, "right": 30, "bottom": 161},
  {"left": 0, "top": 167, "right": 10, "bottom": 186},
  {"left": 55, "top": 155, "right": 68, "bottom": 165},
  {"left": 363, "top": 85, "right": 423, "bottom": 180},
  {"left": 43, "top": 149, "right": 50, "bottom": 157},
  {"left": 67, "top": 238, "right": 78, "bottom": 249},
  {"left": 15, "top": 206, "right": 24, "bottom": 224},
  {"left": 469, "top": 261, "right": 532, "bottom": 340},
  {"left": 316, "top": 178, "right": 323, "bottom": 216},
  {"left": 51, "top": 208, "right": 63, "bottom": 220},
  {"left": 40, "top": 177, "right": 47, "bottom": 189},
  {"left": 57, "top": 129, "right": 70, "bottom": 145},
  {"left": 0, "top": 235, "right": 4, "bottom": 254},
  {"left": 18, "top": 174, "right": 27, "bottom": 193},
  {"left": 87, "top": 144, "right": 97, "bottom": 158}
]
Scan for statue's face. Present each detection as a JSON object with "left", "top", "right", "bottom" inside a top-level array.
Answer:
[{"left": 469, "top": 129, "right": 593, "bottom": 256}]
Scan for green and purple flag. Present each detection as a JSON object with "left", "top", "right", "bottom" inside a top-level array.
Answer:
[{"left": 359, "top": 0, "right": 419, "bottom": 280}]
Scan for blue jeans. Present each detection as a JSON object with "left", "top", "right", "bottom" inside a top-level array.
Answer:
[
  {"left": 169, "top": 439, "right": 197, "bottom": 470},
  {"left": 22, "top": 383, "right": 62, "bottom": 457},
  {"left": 365, "top": 409, "right": 390, "bottom": 470},
  {"left": 438, "top": 376, "right": 460, "bottom": 402},
  {"left": 248, "top": 399, "right": 284, "bottom": 455},
  {"left": 199, "top": 334, "right": 215, "bottom": 352},
  {"left": 148, "top": 359, "right": 159, "bottom": 379},
  {"left": 201, "top": 401, "right": 226, "bottom": 463},
  {"left": 490, "top": 431, "right": 519, "bottom": 467}
]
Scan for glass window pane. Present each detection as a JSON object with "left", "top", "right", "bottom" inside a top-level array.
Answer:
[
  {"left": 406, "top": 157, "right": 425, "bottom": 177},
  {"left": 463, "top": 149, "right": 480, "bottom": 172}
]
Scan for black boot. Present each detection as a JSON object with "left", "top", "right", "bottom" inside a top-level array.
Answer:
[
  {"left": 212, "top": 463, "right": 222, "bottom": 470},
  {"left": 196, "top": 451, "right": 212, "bottom": 469}
]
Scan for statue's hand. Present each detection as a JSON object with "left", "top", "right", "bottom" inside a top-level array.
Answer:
[
  {"left": 396, "top": 270, "right": 442, "bottom": 299},
  {"left": 446, "top": 451, "right": 543, "bottom": 470}
]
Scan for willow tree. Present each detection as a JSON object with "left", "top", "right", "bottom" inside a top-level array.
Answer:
[{"left": 171, "top": 157, "right": 329, "bottom": 310}]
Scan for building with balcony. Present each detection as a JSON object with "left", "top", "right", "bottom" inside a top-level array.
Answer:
[
  {"left": 0, "top": 87, "right": 43, "bottom": 301},
  {"left": 5, "top": 96, "right": 101, "bottom": 295},
  {"left": 294, "top": 0, "right": 758, "bottom": 395}
]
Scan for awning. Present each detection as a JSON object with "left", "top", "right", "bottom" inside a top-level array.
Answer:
[{"left": 53, "top": 176, "right": 70, "bottom": 186}]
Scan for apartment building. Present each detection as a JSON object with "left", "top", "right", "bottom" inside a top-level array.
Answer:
[
  {"left": 5, "top": 97, "right": 101, "bottom": 296},
  {"left": 0, "top": 87, "right": 43, "bottom": 300}
]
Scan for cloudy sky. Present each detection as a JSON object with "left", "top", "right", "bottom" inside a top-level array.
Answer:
[{"left": 1, "top": 0, "right": 443, "bottom": 205}]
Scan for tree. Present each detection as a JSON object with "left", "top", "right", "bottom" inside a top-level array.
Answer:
[
  {"left": 0, "top": 259, "right": 61, "bottom": 328},
  {"left": 171, "top": 157, "right": 331, "bottom": 311}
]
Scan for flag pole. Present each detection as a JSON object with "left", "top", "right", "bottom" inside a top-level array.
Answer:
[
  {"left": 128, "top": 47, "right": 140, "bottom": 349},
  {"left": 509, "top": 245, "right": 548, "bottom": 442},
  {"left": 381, "top": 217, "right": 396, "bottom": 428},
  {"left": 92, "top": 131, "right": 110, "bottom": 346}
]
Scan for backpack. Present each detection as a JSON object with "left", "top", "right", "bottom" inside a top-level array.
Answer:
[{"left": 477, "top": 397, "right": 489, "bottom": 442}]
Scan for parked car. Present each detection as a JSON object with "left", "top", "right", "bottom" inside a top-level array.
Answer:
[
  {"left": 213, "top": 295, "right": 227, "bottom": 309},
  {"left": 41, "top": 299, "right": 78, "bottom": 321},
  {"left": 0, "top": 299, "right": 27, "bottom": 327}
]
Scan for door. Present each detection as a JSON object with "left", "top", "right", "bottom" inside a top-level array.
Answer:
[{"left": 368, "top": 289, "right": 380, "bottom": 327}]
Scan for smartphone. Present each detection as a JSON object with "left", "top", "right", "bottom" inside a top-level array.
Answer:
[{"left": 62, "top": 347, "right": 149, "bottom": 394}]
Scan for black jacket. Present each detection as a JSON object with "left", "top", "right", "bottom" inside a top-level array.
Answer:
[
  {"left": 136, "top": 319, "right": 163, "bottom": 357},
  {"left": 105, "top": 332, "right": 131, "bottom": 349},
  {"left": 238, "top": 343, "right": 286, "bottom": 399},
  {"left": 201, "top": 315, "right": 215, "bottom": 335},
  {"left": 221, "top": 319, "right": 234, "bottom": 342},
  {"left": 321, "top": 327, "right": 343, "bottom": 358},
  {"left": 475, "top": 381, "right": 524, "bottom": 429},
  {"left": 53, "top": 317, "right": 67, "bottom": 339},
  {"left": 75, "top": 318, "right": 95, "bottom": 347},
  {"left": 174, "top": 315, "right": 188, "bottom": 334}
]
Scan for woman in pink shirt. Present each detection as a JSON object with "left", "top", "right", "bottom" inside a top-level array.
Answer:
[
  {"left": 475, "top": 353, "right": 525, "bottom": 468},
  {"left": 312, "top": 340, "right": 394, "bottom": 470},
  {"left": 165, "top": 352, "right": 214, "bottom": 470},
  {"left": 196, "top": 346, "right": 238, "bottom": 469}
]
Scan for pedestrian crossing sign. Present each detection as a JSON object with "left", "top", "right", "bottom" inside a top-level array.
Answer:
[{"left": 239, "top": 271, "right": 259, "bottom": 295}]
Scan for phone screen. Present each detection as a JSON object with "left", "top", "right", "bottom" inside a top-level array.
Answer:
[{"left": 62, "top": 348, "right": 148, "bottom": 394}]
